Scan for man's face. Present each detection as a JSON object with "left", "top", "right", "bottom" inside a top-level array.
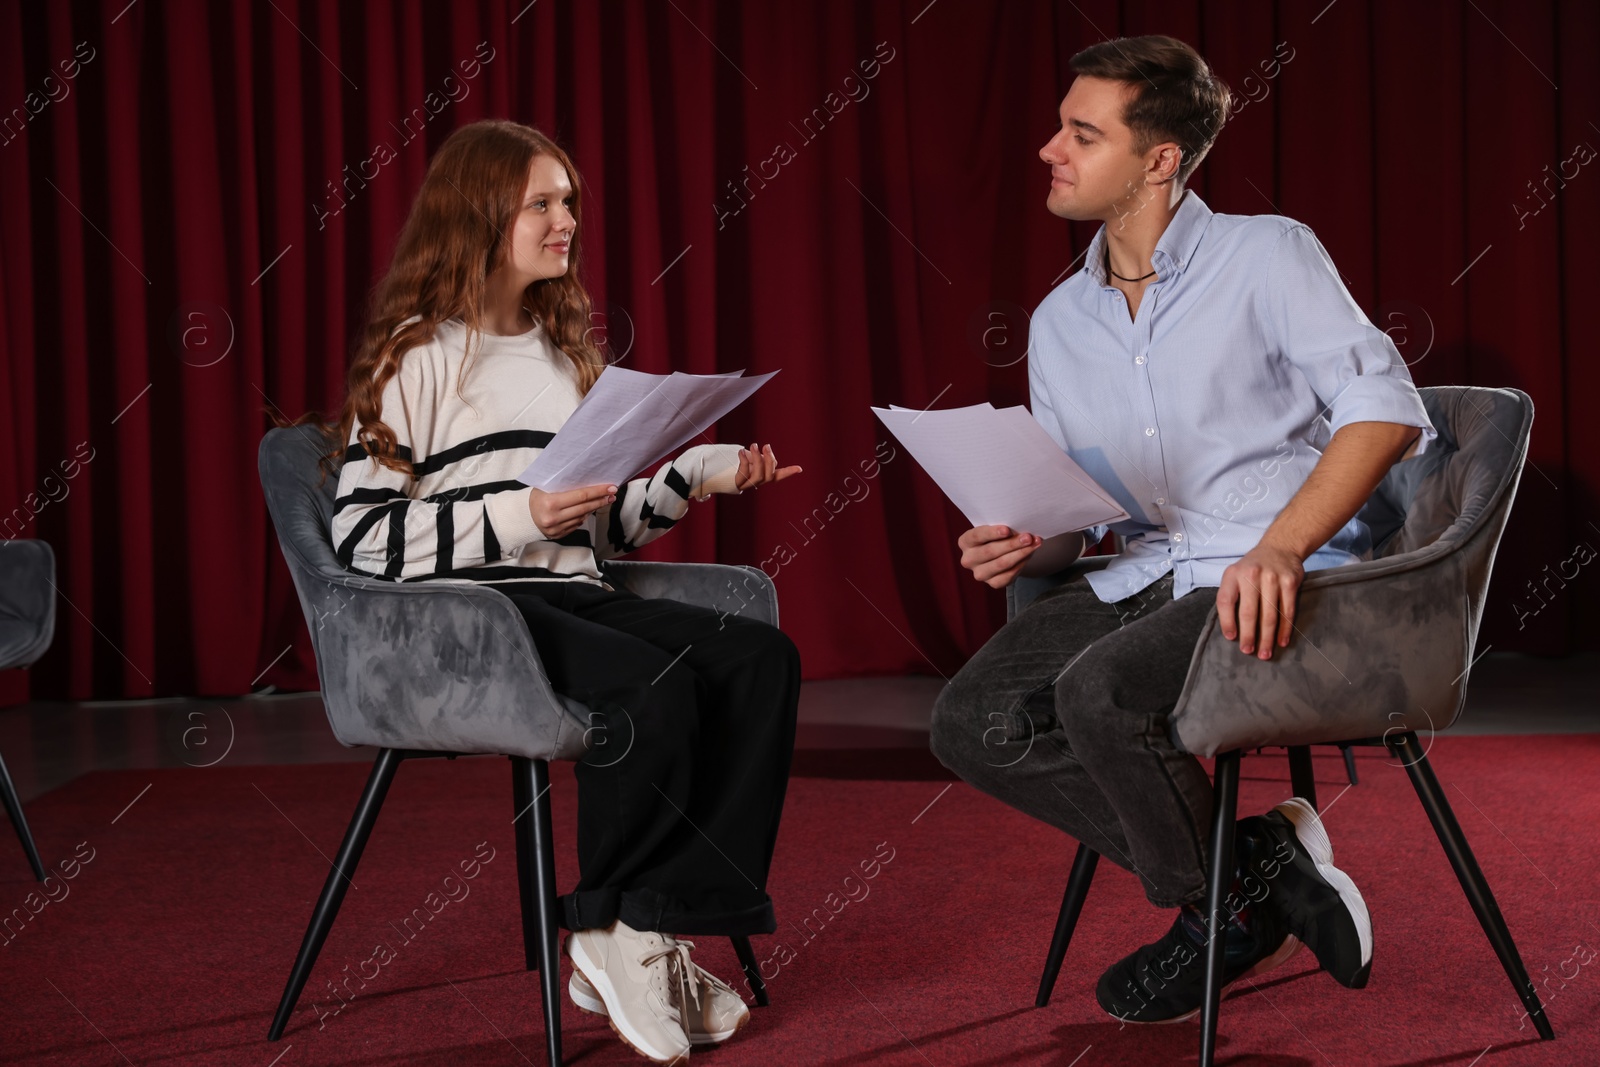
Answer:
[{"left": 1038, "top": 76, "right": 1167, "bottom": 223}]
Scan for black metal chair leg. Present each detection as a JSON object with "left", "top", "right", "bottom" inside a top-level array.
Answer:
[
  {"left": 1287, "top": 745, "right": 1317, "bottom": 809},
  {"left": 1036, "top": 843, "right": 1100, "bottom": 1007},
  {"left": 1387, "top": 732, "right": 1554, "bottom": 1041},
  {"left": 0, "top": 750, "right": 45, "bottom": 882},
  {"left": 268, "top": 748, "right": 403, "bottom": 1040},
  {"left": 514, "top": 756, "right": 564, "bottom": 1067},
  {"left": 731, "top": 935, "right": 769, "bottom": 1006},
  {"left": 511, "top": 757, "right": 540, "bottom": 972},
  {"left": 1199, "top": 750, "right": 1241, "bottom": 1067},
  {"left": 1340, "top": 743, "right": 1359, "bottom": 786}
]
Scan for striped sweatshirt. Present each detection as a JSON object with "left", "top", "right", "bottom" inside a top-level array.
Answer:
[{"left": 330, "top": 316, "right": 744, "bottom": 589}]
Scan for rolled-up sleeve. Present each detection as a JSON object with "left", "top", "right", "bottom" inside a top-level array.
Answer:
[{"left": 1263, "top": 224, "right": 1438, "bottom": 461}]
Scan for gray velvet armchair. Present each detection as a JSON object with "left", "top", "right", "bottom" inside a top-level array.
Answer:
[
  {"left": 258, "top": 421, "right": 778, "bottom": 1064},
  {"left": 0, "top": 538, "right": 54, "bottom": 881},
  {"left": 1009, "top": 386, "right": 1552, "bottom": 1064}
]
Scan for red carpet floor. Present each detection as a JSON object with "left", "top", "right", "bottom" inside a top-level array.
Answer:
[{"left": 1, "top": 736, "right": 1596, "bottom": 1066}]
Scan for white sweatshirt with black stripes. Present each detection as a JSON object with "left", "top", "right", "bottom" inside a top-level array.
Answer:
[{"left": 330, "top": 316, "right": 744, "bottom": 588}]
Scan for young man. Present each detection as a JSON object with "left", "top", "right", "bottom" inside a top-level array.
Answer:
[{"left": 929, "top": 35, "right": 1436, "bottom": 1024}]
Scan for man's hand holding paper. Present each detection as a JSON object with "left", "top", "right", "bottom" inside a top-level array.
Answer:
[
  {"left": 958, "top": 526, "right": 1089, "bottom": 589},
  {"left": 871, "top": 400, "right": 1127, "bottom": 562}
]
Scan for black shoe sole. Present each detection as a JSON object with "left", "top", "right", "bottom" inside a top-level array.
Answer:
[{"left": 1101, "top": 934, "right": 1307, "bottom": 1025}]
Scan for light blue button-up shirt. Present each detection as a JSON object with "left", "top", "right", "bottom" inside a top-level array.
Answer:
[{"left": 1028, "top": 188, "right": 1438, "bottom": 604}]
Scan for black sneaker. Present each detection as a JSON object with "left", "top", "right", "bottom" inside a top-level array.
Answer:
[
  {"left": 1239, "top": 797, "right": 1372, "bottom": 988},
  {"left": 1095, "top": 867, "right": 1301, "bottom": 1024}
]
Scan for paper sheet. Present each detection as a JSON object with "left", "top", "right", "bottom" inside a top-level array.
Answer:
[
  {"left": 870, "top": 402, "right": 1128, "bottom": 539},
  {"left": 521, "top": 366, "right": 778, "bottom": 492}
]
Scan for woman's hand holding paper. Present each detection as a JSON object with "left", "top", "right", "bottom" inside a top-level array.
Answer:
[{"left": 528, "top": 483, "right": 617, "bottom": 538}]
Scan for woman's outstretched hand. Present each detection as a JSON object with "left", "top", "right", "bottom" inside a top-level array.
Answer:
[
  {"left": 732, "top": 442, "right": 802, "bottom": 491},
  {"left": 527, "top": 483, "right": 616, "bottom": 538}
]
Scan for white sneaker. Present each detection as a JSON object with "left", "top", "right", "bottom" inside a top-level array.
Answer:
[
  {"left": 569, "top": 939, "right": 751, "bottom": 1045},
  {"left": 565, "top": 920, "right": 693, "bottom": 1064}
]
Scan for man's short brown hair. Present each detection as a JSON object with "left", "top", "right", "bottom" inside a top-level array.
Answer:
[{"left": 1070, "top": 35, "right": 1232, "bottom": 185}]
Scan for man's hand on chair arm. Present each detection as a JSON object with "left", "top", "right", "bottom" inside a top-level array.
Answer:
[{"left": 1220, "top": 422, "right": 1422, "bottom": 661}]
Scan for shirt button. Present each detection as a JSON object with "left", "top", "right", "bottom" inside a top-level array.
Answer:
[
  {"left": 1173, "top": 532, "right": 1185, "bottom": 542},
  {"left": 1135, "top": 355, "right": 1147, "bottom": 365},
  {"left": 1155, "top": 497, "right": 1166, "bottom": 505},
  {"left": 1144, "top": 427, "right": 1156, "bottom": 437}
]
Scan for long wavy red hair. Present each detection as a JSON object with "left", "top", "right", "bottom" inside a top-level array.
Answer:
[{"left": 277, "top": 119, "right": 605, "bottom": 486}]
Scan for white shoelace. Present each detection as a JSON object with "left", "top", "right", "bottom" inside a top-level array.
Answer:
[
  {"left": 686, "top": 951, "right": 740, "bottom": 1000},
  {"left": 638, "top": 935, "right": 702, "bottom": 1017}
]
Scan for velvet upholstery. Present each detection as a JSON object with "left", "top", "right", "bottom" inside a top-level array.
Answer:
[
  {"left": 1006, "top": 386, "right": 1532, "bottom": 758},
  {"left": 258, "top": 423, "right": 779, "bottom": 762},
  {"left": 0, "top": 539, "right": 55, "bottom": 672}
]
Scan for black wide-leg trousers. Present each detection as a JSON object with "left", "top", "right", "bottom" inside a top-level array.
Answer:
[{"left": 493, "top": 577, "right": 801, "bottom": 937}]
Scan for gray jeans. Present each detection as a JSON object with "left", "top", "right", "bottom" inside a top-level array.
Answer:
[{"left": 929, "top": 569, "right": 1220, "bottom": 909}]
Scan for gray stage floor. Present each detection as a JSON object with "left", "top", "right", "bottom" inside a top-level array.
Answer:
[{"left": 1, "top": 651, "right": 1594, "bottom": 803}]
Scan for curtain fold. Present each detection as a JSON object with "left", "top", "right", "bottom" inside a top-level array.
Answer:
[{"left": 2, "top": 0, "right": 1594, "bottom": 704}]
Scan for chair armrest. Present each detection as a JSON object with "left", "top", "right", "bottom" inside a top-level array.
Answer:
[
  {"left": 292, "top": 566, "right": 588, "bottom": 761},
  {"left": 600, "top": 561, "right": 778, "bottom": 628},
  {"left": 1170, "top": 546, "right": 1472, "bottom": 758},
  {"left": 0, "top": 540, "right": 57, "bottom": 670}
]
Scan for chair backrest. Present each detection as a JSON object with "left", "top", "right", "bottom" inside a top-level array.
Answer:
[
  {"left": 258, "top": 422, "right": 346, "bottom": 585},
  {"left": 1169, "top": 385, "right": 1533, "bottom": 754},
  {"left": 1345, "top": 385, "right": 1532, "bottom": 653},
  {"left": 1358, "top": 386, "right": 1530, "bottom": 563},
  {"left": 0, "top": 539, "right": 57, "bottom": 671},
  {"left": 259, "top": 422, "right": 598, "bottom": 761}
]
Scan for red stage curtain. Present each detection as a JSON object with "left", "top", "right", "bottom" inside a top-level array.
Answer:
[{"left": 2, "top": 0, "right": 1596, "bottom": 703}]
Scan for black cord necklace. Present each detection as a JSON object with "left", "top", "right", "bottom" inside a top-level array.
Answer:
[{"left": 1104, "top": 243, "right": 1157, "bottom": 283}]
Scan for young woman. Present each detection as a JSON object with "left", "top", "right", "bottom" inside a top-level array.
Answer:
[{"left": 296, "top": 119, "right": 802, "bottom": 1064}]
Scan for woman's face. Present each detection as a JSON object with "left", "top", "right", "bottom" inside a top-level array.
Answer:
[{"left": 508, "top": 153, "right": 576, "bottom": 281}]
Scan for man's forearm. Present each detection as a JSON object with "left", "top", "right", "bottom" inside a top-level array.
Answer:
[
  {"left": 1258, "top": 421, "right": 1421, "bottom": 560},
  {"left": 1020, "top": 529, "right": 1089, "bottom": 577}
]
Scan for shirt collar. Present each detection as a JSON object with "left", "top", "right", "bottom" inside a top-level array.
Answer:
[{"left": 1086, "top": 187, "right": 1213, "bottom": 287}]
